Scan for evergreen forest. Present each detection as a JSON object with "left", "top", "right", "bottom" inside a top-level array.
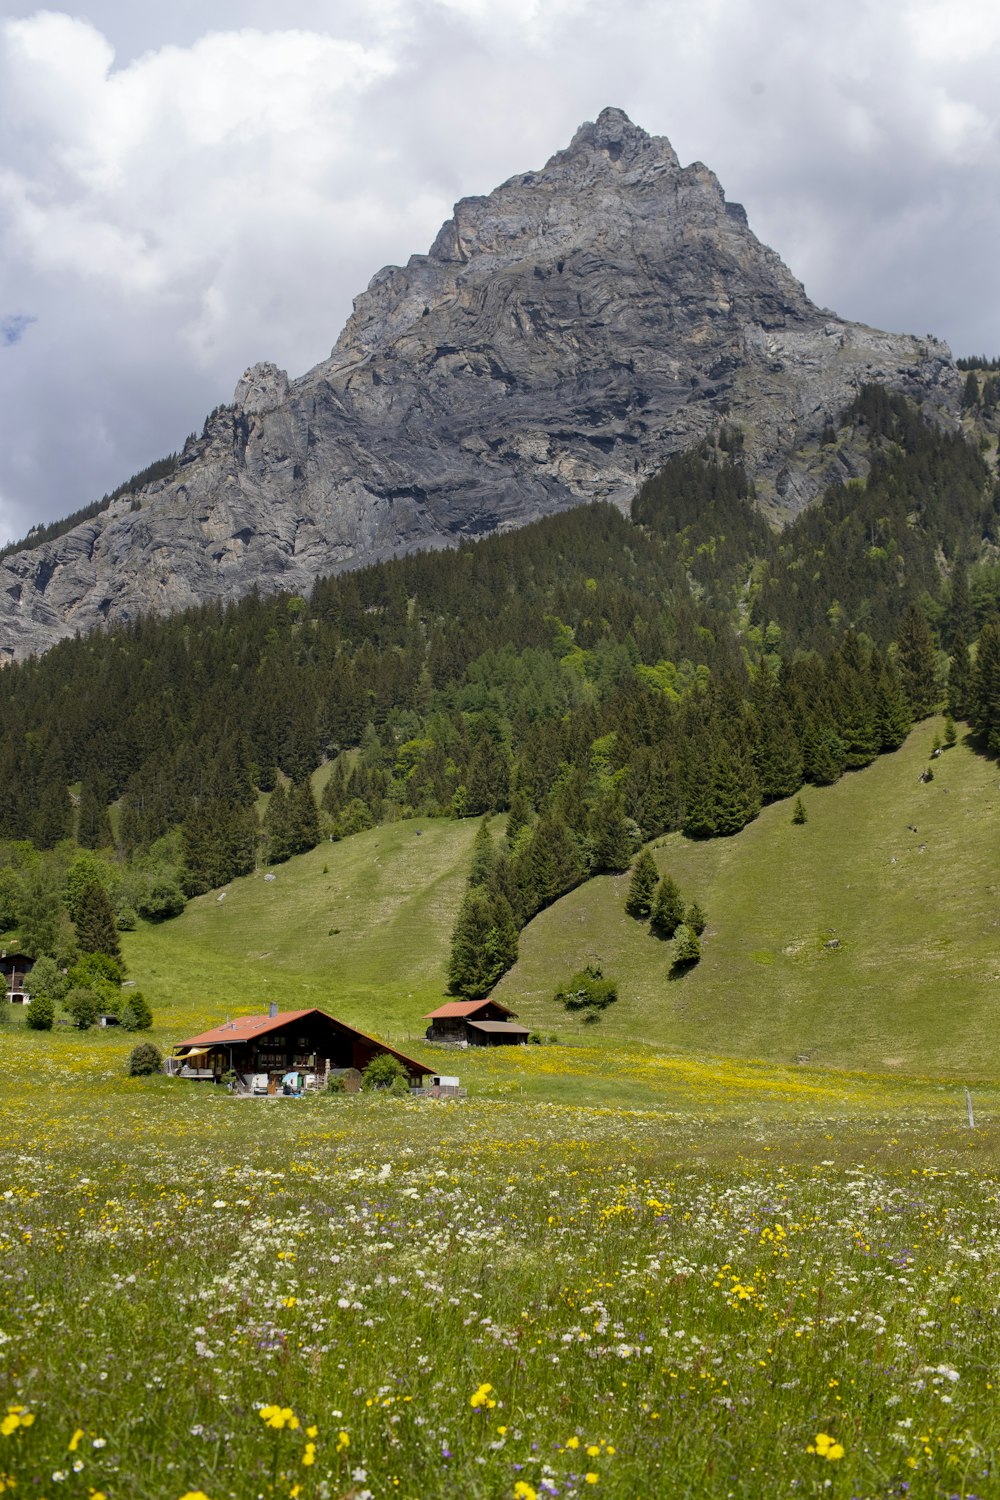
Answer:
[{"left": 1, "top": 387, "right": 999, "bottom": 995}]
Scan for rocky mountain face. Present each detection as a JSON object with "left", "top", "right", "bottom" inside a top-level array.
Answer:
[{"left": 0, "top": 107, "right": 958, "bottom": 661}]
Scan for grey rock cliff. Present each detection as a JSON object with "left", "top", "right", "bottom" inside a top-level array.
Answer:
[{"left": 0, "top": 108, "right": 958, "bottom": 661}]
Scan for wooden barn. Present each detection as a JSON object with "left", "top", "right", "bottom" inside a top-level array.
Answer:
[
  {"left": 171, "top": 1006, "right": 431, "bottom": 1090},
  {"left": 1, "top": 952, "right": 34, "bottom": 1005},
  {"left": 423, "top": 998, "right": 530, "bottom": 1047}
]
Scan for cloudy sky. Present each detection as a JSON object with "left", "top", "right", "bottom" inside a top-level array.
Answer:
[{"left": 1, "top": 0, "right": 998, "bottom": 546}]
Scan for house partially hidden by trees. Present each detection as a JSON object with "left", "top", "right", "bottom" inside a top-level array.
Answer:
[
  {"left": 423, "top": 998, "right": 530, "bottom": 1047},
  {"left": 170, "top": 1006, "right": 430, "bottom": 1090},
  {"left": 1, "top": 952, "right": 34, "bottom": 1004}
]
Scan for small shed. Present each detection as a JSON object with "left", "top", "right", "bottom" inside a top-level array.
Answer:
[
  {"left": 1, "top": 952, "right": 34, "bottom": 1005},
  {"left": 171, "top": 1006, "right": 431, "bottom": 1089},
  {"left": 423, "top": 998, "right": 530, "bottom": 1047}
]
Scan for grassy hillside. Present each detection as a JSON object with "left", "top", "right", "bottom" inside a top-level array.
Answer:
[
  {"left": 122, "top": 816, "right": 479, "bottom": 1041},
  {"left": 495, "top": 718, "right": 1000, "bottom": 1076},
  {"left": 123, "top": 719, "right": 998, "bottom": 1076}
]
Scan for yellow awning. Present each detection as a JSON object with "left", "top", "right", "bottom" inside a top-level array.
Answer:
[{"left": 175, "top": 1046, "right": 211, "bottom": 1059}]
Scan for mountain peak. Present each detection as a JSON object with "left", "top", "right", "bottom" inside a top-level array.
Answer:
[
  {"left": 0, "top": 113, "right": 959, "bottom": 662},
  {"left": 564, "top": 106, "right": 678, "bottom": 171}
]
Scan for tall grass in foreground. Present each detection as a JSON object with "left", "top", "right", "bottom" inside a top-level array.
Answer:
[{"left": 0, "top": 1046, "right": 997, "bottom": 1498}]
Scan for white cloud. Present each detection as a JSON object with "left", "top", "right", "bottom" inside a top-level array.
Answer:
[
  {"left": 905, "top": 0, "right": 1000, "bottom": 63},
  {"left": 1, "top": 0, "right": 999, "bottom": 543}
]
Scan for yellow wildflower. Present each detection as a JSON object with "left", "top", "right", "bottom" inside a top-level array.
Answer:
[
  {"left": 335, "top": 1430, "right": 350, "bottom": 1453},
  {"left": 565, "top": 1435, "right": 580, "bottom": 1449},
  {"left": 302, "top": 1443, "right": 316, "bottom": 1467},
  {"left": 1, "top": 1408, "right": 33, "bottom": 1438},
  {"left": 469, "top": 1383, "right": 496, "bottom": 1410},
  {"left": 585, "top": 1475, "right": 600, "bottom": 1485},
  {"left": 259, "top": 1406, "right": 299, "bottom": 1431},
  {"left": 807, "top": 1433, "right": 845, "bottom": 1462},
  {"left": 69, "top": 1430, "right": 85, "bottom": 1453},
  {"left": 513, "top": 1483, "right": 537, "bottom": 1500}
]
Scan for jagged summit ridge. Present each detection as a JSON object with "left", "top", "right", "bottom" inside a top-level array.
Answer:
[
  {"left": 330, "top": 107, "right": 794, "bottom": 369},
  {"left": 0, "top": 109, "right": 957, "bottom": 661}
]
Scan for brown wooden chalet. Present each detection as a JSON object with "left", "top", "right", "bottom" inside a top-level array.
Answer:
[
  {"left": 423, "top": 998, "right": 529, "bottom": 1047},
  {"left": 171, "top": 1006, "right": 431, "bottom": 1088},
  {"left": 1, "top": 952, "right": 34, "bottom": 1005}
]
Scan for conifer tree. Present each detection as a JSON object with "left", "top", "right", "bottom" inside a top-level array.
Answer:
[
  {"left": 447, "top": 887, "right": 519, "bottom": 997},
  {"left": 751, "top": 671, "right": 804, "bottom": 802},
  {"left": 684, "top": 901, "right": 707, "bottom": 935},
  {"left": 801, "top": 721, "right": 846, "bottom": 785},
  {"left": 625, "top": 849, "right": 659, "bottom": 919},
  {"left": 874, "top": 664, "right": 912, "bottom": 750},
  {"left": 671, "top": 923, "right": 701, "bottom": 971},
  {"left": 588, "top": 790, "right": 635, "bottom": 873},
  {"left": 74, "top": 879, "right": 122, "bottom": 960},
  {"left": 504, "top": 788, "right": 533, "bottom": 849},
  {"left": 77, "top": 778, "right": 113, "bottom": 849},
  {"left": 650, "top": 875, "right": 685, "bottom": 939},
  {"left": 894, "top": 605, "right": 940, "bottom": 719},
  {"left": 970, "top": 619, "right": 1000, "bottom": 754},
  {"left": 710, "top": 740, "right": 762, "bottom": 836},
  {"left": 320, "top": 759, "right": 348, "bottom": 818},
  {"left": 17, "top": 866, "right": 63, "bottom": 959},
  {"left": 946, "top": 632, "right": 972, "bottom": 720},
  {"left": 622, "top": 748, "right": 682, "bottom": 840},
  {"left": 945, "top": 563, "right": 974, "bottom": 651},
  {"left": 32, "top": 775, "right": 70, "bottom": 851},
  {"left": 182, "top": 798, "right": 258, "bottom": 894},
  {"left": 289, "top": 777, "right": 320, "bottom": 854},
  {"left": 31, "top": 737, "right": 71, "bottom": 850},
  {"left": 263, "top": 780, "right": 295, "bottom": 864},
  {"left": 486, "top": 847, "right": 523, "bottom": 925},
  {"left": 514, "top": 815, "right": 583, "bottom": 917},
  {"left": 464, "top": 731, "right": 511, "bottom": 816},
  {"left": 682, "top": 752, "right": 719, "bottom": 839},
  {"left": 468, "top": 816, "right": 497, "bottom": 888},
  {"left": 833, "top": 667, "right": 880, "bottom": 770}
]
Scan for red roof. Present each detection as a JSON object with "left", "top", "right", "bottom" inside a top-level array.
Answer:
[
  {"left": 174, "top": 1008, "right": 430, "bottom": 1076},
  {"left": 423, "top": 999, "right": 516, "bottom": 1020},
  {"left": 178, "top": 1009, "right": 315, "bottom": 1046}
]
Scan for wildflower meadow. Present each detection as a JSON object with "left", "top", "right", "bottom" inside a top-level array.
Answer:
[{"left": 0, "top": 1028, "right": 997, "bottom": 1499}]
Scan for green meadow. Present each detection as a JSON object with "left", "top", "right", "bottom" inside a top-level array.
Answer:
[
  {"left": 1, "top": 722, "right": 998, "bottom": 1499},
  {"left": 0, "top": 1048, "right": 997, "bottom": 1500}
]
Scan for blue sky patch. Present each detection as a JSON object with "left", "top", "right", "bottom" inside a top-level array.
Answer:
[{"left": 1, "top": 315, "right": 37, "bottom": 347}]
